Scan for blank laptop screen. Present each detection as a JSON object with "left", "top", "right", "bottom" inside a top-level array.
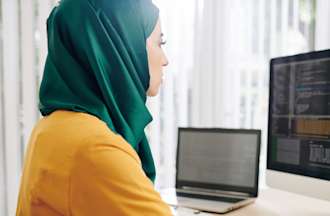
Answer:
[{"left": 177, "top": 130, "right": 259, "bottom": 188}]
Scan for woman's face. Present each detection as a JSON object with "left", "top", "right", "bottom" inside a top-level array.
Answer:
[{"left": 146, "top": 18, "right": 168, "bottom": 97}]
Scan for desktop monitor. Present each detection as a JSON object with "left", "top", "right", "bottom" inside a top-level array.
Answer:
[{"left": 267, "top": 49, "right": 330, "bottom": 201}]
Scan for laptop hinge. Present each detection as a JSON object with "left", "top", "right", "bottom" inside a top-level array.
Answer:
[{"left": 179, "top": 186, "right": 251, "bottom": 198}]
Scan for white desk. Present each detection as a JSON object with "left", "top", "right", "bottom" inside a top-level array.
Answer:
[{"left": 161, "top": 188, "right": 330, "bottom": 216}]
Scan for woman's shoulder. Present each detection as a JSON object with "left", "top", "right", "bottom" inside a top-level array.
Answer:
[{"left": 82, "top": 126, "right": 142, "bottom": 166}]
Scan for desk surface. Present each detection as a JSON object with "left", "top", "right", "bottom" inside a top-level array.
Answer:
[{"left": 161, "top": 188, "right": 330, "bottom": 216}]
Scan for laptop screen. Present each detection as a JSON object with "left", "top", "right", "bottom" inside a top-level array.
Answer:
[{"left": 176, "top": 128, "right": 260, "bottom": 195}]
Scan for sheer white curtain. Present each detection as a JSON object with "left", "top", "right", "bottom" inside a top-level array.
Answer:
[
  {"left": 315, "top": 0, "right": 330, "bottom": 50},
  {"left": 1, "top": 1, "right": 22, "bottom": 215}
]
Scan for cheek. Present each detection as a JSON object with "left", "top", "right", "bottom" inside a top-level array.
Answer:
[
  {"left": 147, "top": 47, "right": 163, "bottom": 79},
  {"left": 146, "top": 45, "right": 163, "bottom": 96}
]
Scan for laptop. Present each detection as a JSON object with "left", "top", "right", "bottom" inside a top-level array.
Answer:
[{"left": 162, "top": 128, "right": 261, "bottom": 214}]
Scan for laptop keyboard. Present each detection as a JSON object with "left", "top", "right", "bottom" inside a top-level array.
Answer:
[{"left": 177, "top": 192, "right": 245, "bottom": 203}]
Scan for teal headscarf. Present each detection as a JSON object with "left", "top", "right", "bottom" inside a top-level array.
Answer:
[{"left": 39, "top": 0, "right": 159, "bottom": 182}]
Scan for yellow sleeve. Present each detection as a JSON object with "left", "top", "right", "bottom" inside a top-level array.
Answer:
[{"left": 70, "top": 142, "right": 172, "bottom": 216}]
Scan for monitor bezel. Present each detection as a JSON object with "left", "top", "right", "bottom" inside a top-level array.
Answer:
[
  {"left": 175, "top": 127, "right": 261, "bottom": 197},
  {"left": 267, "top": 49, "right": 330, "bottom": 181}
]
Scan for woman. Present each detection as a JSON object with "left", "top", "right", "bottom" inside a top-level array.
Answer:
[{"left": 16, "top": 0, "right": 171, "bottom": 215}]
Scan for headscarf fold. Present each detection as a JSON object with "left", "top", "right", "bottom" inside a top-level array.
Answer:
[{"left": 39, "top": 0, "right": 159, "bottom": 182}]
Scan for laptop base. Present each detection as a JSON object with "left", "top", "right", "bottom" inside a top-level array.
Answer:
[{"left": 161, "top": 188, "right": 255, "bottom": 214}]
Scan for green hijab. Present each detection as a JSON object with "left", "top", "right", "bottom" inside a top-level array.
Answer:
[{"left": 39, "top": 0, "right": 159, "bottom": 182}]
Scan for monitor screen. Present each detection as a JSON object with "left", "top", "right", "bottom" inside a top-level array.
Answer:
[
  {"left": 268, "top": 49, "right": 330, "bottom": 181},
  {"left": 176, "top": 129, "right": 260, "bottom": 192}
]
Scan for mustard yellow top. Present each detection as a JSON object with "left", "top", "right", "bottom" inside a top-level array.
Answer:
[{"left": 16, "top": 110, "right": 171, "bottom": 216}]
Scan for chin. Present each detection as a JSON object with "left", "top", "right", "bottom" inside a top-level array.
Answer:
[{"left": 147, "top": 88, "right": 160, "bottom": 97}]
